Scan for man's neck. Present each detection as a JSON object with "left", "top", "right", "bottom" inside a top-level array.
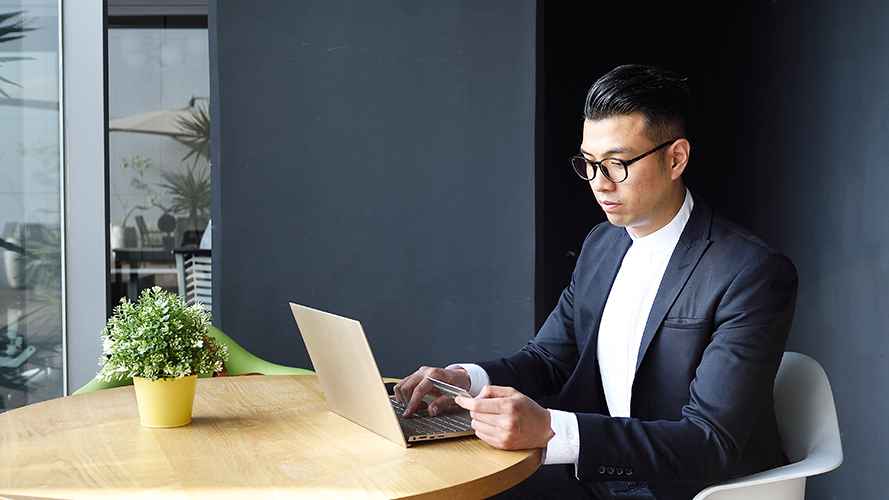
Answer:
[{"left": 626, "top": 182, "right": 688, "bottom": 239}]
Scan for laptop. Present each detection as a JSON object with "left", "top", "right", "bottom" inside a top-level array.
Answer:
[{"left": 289, "top": 303, "right": 475, "bottom": 447}]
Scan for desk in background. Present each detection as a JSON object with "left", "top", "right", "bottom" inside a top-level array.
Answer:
[
  {"left": 112, "top": 246, "right": 177, "bottom": 301},
  {"left": 0, "top": 375, "right": 540, "bottom": 499}
]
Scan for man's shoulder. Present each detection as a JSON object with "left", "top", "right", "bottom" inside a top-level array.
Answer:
[
  {"left": 708, "top": 209, "right": 785, "bottom": 259},
  {"left": 690, "top": 198, "right": 796, "bottom": 280},
  {"left": 685, "top": 193, "right": 781, "bottom": 253},
  {"left": 711, "top": 212, "right": 773, "bottom": 248}
]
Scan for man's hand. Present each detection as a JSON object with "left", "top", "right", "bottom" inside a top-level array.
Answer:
[
  {"left": 393, "top": 366, "right": 471, "bottom": 418},
  {"left": 455, "top": 385, "right": 554, "bottom": 451}
]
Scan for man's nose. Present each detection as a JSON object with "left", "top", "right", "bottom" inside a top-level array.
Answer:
[{"left": 590, "top": 170, "right": 615, "bottom": 192}]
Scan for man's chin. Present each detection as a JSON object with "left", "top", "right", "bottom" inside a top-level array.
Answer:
[{"left": 603, "top": 213, "right": 628, "bottom": 227}]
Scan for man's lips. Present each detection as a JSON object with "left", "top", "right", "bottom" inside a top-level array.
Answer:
[{"left": 599, "top": 199, "right": 620, "bottom": 212}]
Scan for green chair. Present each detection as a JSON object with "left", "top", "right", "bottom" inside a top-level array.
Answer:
[{"left": 72, "top": 326, "right": 313, "bottom": 394}]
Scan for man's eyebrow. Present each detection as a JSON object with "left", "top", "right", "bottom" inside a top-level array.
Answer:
[{"left": 579, "top": 145, "right": 634, "bottom": 157}]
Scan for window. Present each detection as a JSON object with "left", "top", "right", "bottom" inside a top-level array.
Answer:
[
  {"left": 107, "top": 9, "right": 209, "bottom": 307},
  {"left": 0, "top": 3, "right": 63, "bottom": 410}
]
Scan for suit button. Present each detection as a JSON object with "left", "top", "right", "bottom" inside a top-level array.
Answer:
[
  {"left": 606, "top": 467, "right": 615, "bottom": 475},
  {"left": 597, "top": 466, "right": 606, "bottom": 474},
  {"left": 625, "top": 468, "right": 633, "bottom": 476},
  {"left": 616, "top": 468, "right": 624, "bottom": 475}
]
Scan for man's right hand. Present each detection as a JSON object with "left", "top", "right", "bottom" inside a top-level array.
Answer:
[{"left": 393, "top": 366, "right": 471, "bottom": 418}]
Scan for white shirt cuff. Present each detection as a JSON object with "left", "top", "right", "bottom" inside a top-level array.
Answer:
[
  {"left": 445, "top": 363, "right": 490, "bottom": 397},
  {"left": 542, "top": 409, "right": 580, "bottom": 465}
]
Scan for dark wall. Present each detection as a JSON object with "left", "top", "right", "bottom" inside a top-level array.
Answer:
[
  {"left": 752, "top": 3, "right": 889, "bottom": 498},
  {"left": 210, "top": 1, "right": 538, "bottom": 379}
]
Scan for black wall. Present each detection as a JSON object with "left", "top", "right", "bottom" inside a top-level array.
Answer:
[{"left": 213, "top": 1, "right": 888, "bottom": 497}]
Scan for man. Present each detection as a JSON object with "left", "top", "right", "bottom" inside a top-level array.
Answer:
[{"left": 394, "top": 64, "right": 798, "bottom": 500}]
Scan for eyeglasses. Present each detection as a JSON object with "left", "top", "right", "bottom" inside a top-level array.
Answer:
[{"left": 570, "top": 139, "right": 678, "bottom": 183}]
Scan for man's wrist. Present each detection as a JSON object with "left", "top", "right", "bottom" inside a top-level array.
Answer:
[{"left": 445, "top": 363, "right": 490, "bottom": 396}]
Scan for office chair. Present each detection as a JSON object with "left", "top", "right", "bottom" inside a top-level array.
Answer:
[
  {"left": 72, "top": 326, "right": 313, "bottom": 394},
  {"left": 692, "top": 352, "right": 843, "bottom": 499},
  {"left": 134, "top": 215, "right": 162, "bottom": 247}
]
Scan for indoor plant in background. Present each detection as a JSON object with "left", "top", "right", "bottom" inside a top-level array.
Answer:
[
  {"left": 159, "top": 164, "right": 210, "bottom": 245},
  {"left": 112, "top": 155, "right": 162, "bottom": 249},
  {"left": 162, "top": 102, "right": 212, "bottom": 246},
  {"left": 97, "top": 286, "right": 227, "bottom": 427}
]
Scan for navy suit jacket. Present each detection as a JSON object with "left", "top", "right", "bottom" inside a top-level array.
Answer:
[{"left": 478, "top": 193, "right": 798, "bottom": 499}]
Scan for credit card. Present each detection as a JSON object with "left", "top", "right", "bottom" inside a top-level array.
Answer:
[{"left": 426, "top": 376, "right": 471, "bottom": 399}]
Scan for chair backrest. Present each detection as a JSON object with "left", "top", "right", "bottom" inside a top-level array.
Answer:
[
  {"left": 692, "top": 352, "right": 843, "bottom": 500},
  {"left": 184, "top": 254, "right": 212, "bottom": 312},
  {"left": 134, "top": 215, "right": 159, "bottom": 247},
  {"left": 207, "top": 326, "right": 313, "bottom": 377},
  {"left": 174, "top": 250, "right": 212, "bottom": 313},
  {"left": 773, "top": 352, "right": 843, "bottom": 468}
]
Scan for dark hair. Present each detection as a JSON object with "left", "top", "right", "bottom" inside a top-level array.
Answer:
[{"left": 584, "top": 64, "right": 692, "bottom": 144}]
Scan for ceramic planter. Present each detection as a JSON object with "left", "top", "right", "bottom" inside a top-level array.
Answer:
[{"left": 132, "top": 374, "right": 198, "bottom": 428}]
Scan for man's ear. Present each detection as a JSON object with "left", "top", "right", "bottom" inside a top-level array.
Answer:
[{"left": 668, "top": 138, "right": 690, "bottom": 180}]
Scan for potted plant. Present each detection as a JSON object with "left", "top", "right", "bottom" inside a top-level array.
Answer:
[
  {"left": 97, "top": 286, "right": 228, "bottom": 428},
  {"left": 160, "top": 164, "right": 211, "bottom": 242}
]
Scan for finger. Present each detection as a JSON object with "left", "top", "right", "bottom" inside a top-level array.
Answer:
[
  {"left": 426, "top": 395, "right": 456, "bottom": 416},
  {"left": 455, "top": 394, "right": 507, "bottom": 415},
  {"left": 393, "top": 372, "right": 422, "bottom": 404},
  {"left": 404, "top": 376, "right": 435, "bottom": 417},
  {"left": 477, "top": 384, "right": 517, "bottom": 399},
  {"left": 454, "top": 394, "right": 474, "bottom": 410},
  {"left": 397, "top": 367, "right": 469, "bottom": 416},
  {"left": 469, "top": 418, "right": 510, "bottom": 450}
]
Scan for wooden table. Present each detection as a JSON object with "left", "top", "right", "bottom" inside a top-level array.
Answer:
[{"left": 0, "top": 375, "right": 540, "bottom": 499}]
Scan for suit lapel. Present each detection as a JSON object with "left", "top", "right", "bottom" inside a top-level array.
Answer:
[
  {"left": 576, "top": 225, "right": 632, "bottom": 354},
  {"left": 635, "top": 194, "right": 713, "bottom": 373}
]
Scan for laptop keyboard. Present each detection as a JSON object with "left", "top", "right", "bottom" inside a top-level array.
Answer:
[{"left": 390, "top": 399, "right": 474, "bottom": 435}]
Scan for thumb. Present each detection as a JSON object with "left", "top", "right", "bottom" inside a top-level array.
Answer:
[{"left": 477, "top": 384, "right": 516, "bottom": 399}]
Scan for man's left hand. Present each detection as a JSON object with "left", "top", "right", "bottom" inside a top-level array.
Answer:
[{"left": 455, "top": 385, "right": 555, "bottom": 450}]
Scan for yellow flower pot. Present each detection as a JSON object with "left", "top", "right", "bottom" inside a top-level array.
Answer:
[{"left": 133, "top": 375, "right": 198, "bottom": 428}]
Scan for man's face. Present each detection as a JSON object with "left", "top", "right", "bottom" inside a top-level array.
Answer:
[{"left": 580, "top": 113, "right": 685, "bottom": 238}]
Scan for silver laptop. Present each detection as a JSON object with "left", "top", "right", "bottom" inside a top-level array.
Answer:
[{"left": 289, "top": 303, "right": 475, "bottom": 447}]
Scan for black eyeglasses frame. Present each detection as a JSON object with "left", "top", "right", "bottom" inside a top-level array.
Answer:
[{"left": 570, "top": 139, "right": 679, "bottom": 183}]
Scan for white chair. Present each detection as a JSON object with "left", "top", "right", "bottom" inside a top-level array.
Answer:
[
  {"left": 174, "top": 250, "right": 212, "bottom": 313},
  {"left": 693, "top": 352, "right": 843, "bottom": 499}
]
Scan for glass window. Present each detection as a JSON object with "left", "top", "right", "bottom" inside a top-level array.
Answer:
[
  {"left": 107, "top": 18, "right": 209, "bottom": 306},
  {"left": 0, "top": 3, "right": 63, "bottom": 410}
]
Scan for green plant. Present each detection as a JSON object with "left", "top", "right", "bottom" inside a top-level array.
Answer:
[
  {"left": 97, "top": 287, "right": 227, "bottom": 382},
  {"left": 160, "top": 164, "right": 211, "bottom": 229},
  {"left": 0, "top": 11, "right": 36, "bottom": 98},
  {"left": 175, "top": 104, "right": 210, "bottom": 168},
  {"left": 121, "top": 155, "right": 154, "bottom": 192},
  {"left": 117, "top": 155, "right": 166, "bottom": 227}
]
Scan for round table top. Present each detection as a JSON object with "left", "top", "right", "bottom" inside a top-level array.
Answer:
[{"left": 0, "top": 374, "right": 540, "bottom": 499}]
